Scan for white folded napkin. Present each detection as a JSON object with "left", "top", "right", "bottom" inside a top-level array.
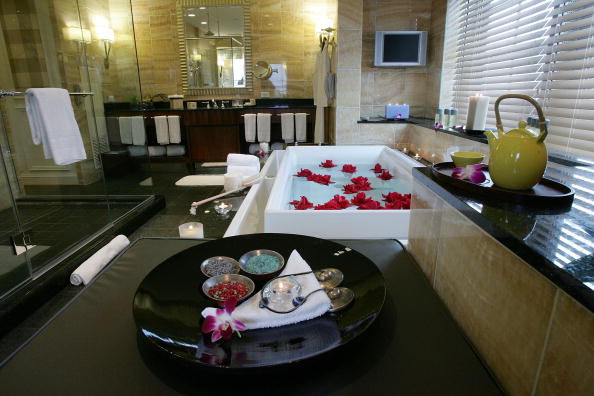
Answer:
[
  {"left": 202, "top": 250, "right": 331, "bottom": 330},
  {"left": 70, "top": 235, "right": 130, "bottom": 286}
]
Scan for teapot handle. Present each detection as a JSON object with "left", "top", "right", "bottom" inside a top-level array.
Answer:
[{"left": 494, "top": 94, "right": 548, "bottom": 142}]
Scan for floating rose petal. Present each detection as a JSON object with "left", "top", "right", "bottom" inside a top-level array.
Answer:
[
  {"left": 201, "top": 297, "right": 246, "bottom": 342},
  {"left": 289, "top": 196, "right": 314, "bottom": 210},
  {"left": 382, "top": 192, "right": 411, "bottom": 209},
  {"left": 341, "top": 164, "right": 357, "bottom": 173},
  {"left": 452, "top": 164, "right": 486, "bottom": 184},
  {"left": 377, "top": 170, "right": 393, "bottom": 180},
  {"left": 357, "top": 200, "right": 384, "bottom": 210},
  {"left": 320, "top": 160, "right": 337, "bottom": 168},
  {"left": 351, "top": 176, "right": 369, "bottom": 185},
  {"left": 307, "top": 173, "right": 335, "bottom": 185},
  {"left": 434, "top": 122, "right": 444, "bottom": 131},
  {"left": 370, "top": 163, "right": 383, "bottom": 173},
  {"left": 351, "top": 192, "right": 373, "bottom": 206},
  {"left": 343, "top": 184, "right": 360, "bottom": 194},
  {"left": 294, "top": 168, "right": 313, "bottom": 177}
]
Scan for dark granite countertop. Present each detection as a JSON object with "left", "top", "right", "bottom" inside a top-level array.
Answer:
[{"left": 413, "top": 166, "right": 594, "bottom": 312}]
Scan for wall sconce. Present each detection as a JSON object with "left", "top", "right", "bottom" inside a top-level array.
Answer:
[
  {"left": 191, "top": 53, "right": 202, "bottom": 62},
  {"left": 93, "top": 26, "right": 114, "bottom": 69}
]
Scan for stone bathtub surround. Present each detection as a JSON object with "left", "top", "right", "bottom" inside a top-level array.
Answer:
[{"left": 408, "top": 168, "right": 594, "bottom": 395}]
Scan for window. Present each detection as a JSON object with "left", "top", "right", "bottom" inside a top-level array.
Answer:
[{"left": 442, "top": 0, "right": 594, "bottom": 160}]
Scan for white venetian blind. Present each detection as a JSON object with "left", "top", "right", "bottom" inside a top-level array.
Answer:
[{"left": 443, "top": 0, "right": 594, "bottom": 160}]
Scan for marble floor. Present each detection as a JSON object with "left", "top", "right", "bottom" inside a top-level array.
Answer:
[{"left": 0, "top": 162, "right": 235, "bottom": 364}]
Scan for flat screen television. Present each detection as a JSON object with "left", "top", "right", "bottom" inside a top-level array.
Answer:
[{"left": 374, "top": 31, "right": 427, "bottom": 67}]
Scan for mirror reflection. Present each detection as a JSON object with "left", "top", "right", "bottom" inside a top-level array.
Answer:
[{"left": 183, "top": 6, "right": 246, "bottom": 89}]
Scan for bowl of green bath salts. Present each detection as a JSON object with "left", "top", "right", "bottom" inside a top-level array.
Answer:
[{"left": 239, "top": 249, "right": 285, "bottom": 279}]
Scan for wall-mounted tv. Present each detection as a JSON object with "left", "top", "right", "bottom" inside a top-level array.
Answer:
[{"left": 374, "top": 31, "right": 427, "bottom": 67}]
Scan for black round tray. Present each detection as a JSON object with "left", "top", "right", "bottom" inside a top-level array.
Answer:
[
  {"left": 133, "top": 233, "right": 386, "bottom": 369},
  {"left": 432, "top": 162, "right": 574, "bottom": 207}
]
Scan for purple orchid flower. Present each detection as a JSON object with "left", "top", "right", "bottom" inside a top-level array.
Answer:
[
  {"left": 434, "top": 123, "right": 444, "bottom": 131},
  {"left": 452, "top": 164, "right": 486, "bottom": 184},
  {"left": 201, "top": 297, "right": 247, "bottom": 342}
]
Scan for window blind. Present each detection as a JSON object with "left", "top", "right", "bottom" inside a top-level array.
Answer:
[{"left": 442, "top": 0, "right": 594, "bottom": 160}]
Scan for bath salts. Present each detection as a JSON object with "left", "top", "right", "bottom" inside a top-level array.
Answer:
[{"left": 244, "top": 254, "right": 281, "bottom": 274}]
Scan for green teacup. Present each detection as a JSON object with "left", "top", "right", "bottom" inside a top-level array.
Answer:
[{"left": 450, "top": 151, "right": 485, "bottom": 167}]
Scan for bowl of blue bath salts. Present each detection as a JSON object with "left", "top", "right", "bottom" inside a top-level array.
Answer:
[{"left": 239, "top": 249, "right": 285, "bottom": 279}]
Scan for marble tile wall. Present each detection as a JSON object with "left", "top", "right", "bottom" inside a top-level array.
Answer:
[
  {"left": 130, "top": 0, "right": 336, "bottom": 99},
  {"left": 408, "top": 178, "right": 594, "bottom": 395}
]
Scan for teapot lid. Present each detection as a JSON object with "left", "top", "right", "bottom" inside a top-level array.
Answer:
[{"left": 505, "top": 120, "right": 539, "bottom": 138}]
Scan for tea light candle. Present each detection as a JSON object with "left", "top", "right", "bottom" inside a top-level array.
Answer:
[
  {"left": 214, "top": 201, "right": 232, "bottom": 215},
  {"left": 402, "top": 147, "right": 408, "bottom": 154},
  {"left": 414, "top": 153, "right": 421, "bottom": 161},
  {"left": 274, "top": 279, "right": 291, "bottom": 293},
  {"left": 466, "top": 93, "right": 490, "bottom": 131},
  {"left": 178, "top": 222, "right": 204, "bottom": 239}
]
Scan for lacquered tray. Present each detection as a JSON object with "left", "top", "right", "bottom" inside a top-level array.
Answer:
[
  {"left": 431, "top": 162, "right": 574, "bottom": 207},
  {"left": 133, "top": 233, "right": 386, "bottom": 369}
]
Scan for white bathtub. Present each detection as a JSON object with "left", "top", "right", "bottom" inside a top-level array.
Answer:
[{"left": 226, "top": 146, "right": 419, "bottom": 240}]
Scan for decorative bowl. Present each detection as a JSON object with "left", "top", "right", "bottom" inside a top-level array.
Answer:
[
  {"left": 450, "top": 151, "right": 485, "bottom": 167},
  {"left": 238, "top": 249, "right": 285, "bottom": 279},
  {"left": 200, "top": 256, "right": 240, "bottom": 277},
  {"left": 202, "top": 274, "right": 255, "bottom": 304}
]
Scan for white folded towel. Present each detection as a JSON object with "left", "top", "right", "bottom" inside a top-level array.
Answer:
[
  {"left": 281, "top": 113, "right": 295, "bottom": 143},
  {"left": 70, "top": 235, "right": 130, "bottom": 286},
  {"left": 127, "top": 145, "right": 147, "bottom": 157},
  {"left": 154, "top": 116, "right": 169, "bottom": 145},
  {"left": 167, "top": 115, "right": 181, "bottom": 144},
  {"left": 119, "top": 117, "right": 133, "bottom": 144},
  {"left": 227, "top": 165, "right": 259, "bottom": 177},
  {"left": 166, "top": 144, "right": 185, "bottom": 156},
  {"left": 295, "top": 113, "right": 307, "bottom": 142},
  {"left": 131, "top": 116, "right": 146, "bottom": 145},
  {"left": 244, "top": 113, "right": 256, "bottom": 142},
  {"left": 202, "top": 250, "right": 331, "bottom": 330},
  {"left": 257, "top": 113, "right": 271, "bottom": 142},
  {"left": 227, "top": 153, "right": 260, "bottom": 168},
  {"left": 24, "top": 88, "right": 87, "bottom": 165}
]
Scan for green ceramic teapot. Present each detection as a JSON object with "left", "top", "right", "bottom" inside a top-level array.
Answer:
[{"left": 484, "top": 94, "right": 548, "bottom": 190}]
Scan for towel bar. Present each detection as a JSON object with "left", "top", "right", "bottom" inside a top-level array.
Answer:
[{"left": 0, "top": 90, "right": 94, "bottom": 98}]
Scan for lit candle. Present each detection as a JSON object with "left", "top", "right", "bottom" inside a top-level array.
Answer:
[
  {"left": 214, "top": 201, "right": 232, "bottom": 215},
  {"left": 274, "top": 280, "right": 291, "bottom": 293},
  {"left": 414, "top": 153, "right": 421, "bottom": 161},
  {"left": 466, "top": 93, "right": 490, "bottom": 131},
  {"left": 178, "top": 222, "right": 204, "bottom": 239},
  {"left": 403, "top": 147, "right": 408, "bottom": 154}
]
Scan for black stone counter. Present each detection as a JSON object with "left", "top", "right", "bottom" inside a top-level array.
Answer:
[{"left": 413, "top": 167, "right": 594, "bottom": 312}]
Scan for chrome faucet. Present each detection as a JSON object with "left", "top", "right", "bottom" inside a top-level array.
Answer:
[{"left": 211, "top": 99, "right": 218, "bottom": 109}]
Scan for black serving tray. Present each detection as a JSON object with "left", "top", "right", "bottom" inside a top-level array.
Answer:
[
  {"left": 432, "top": 162, "right": 575, "bottom": 207},
  {"left": 133, "top": 233, "right": 386, "bottom": 369}
]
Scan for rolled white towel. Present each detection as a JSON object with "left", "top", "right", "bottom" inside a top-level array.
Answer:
[
  {"left": 154, "top": 116, "right": 169, "bottom": 145},
  {"left": 148, "top": 146, "right": 166, "bottom": 157},
  {"left": 244, "top": 113, "right": 256, "bottom": 142},
  {"left": 227, "top": 165, "right": 259, "bottom": 177},
  {"left": 295, "top": 113, "right": 307, "bottom": 142},
  {"left": 257, "top": 113, "right": 271, "bottom": 142},
  {"left": 167, "top": 115, "right": 181, "bottom": 144},
  {"left": 227, "top": 153, "right": 260, "bottom": 168},
  {"left": 281, "top": 113, "right": 295, "bottom": 143},
  {"left": 70, "top": 235, "right": 130, "bottom": 286},
  {"left": 166, "top": 144, "right": 186, "bottom": 156}
]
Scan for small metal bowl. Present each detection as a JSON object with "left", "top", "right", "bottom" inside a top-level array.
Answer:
[
  {"left": 200, "top": 256, "right": 240, "bottom": 277},
  {"left": 238, "top": 249, "right": 286, "bottom": 279},
  {"left": 202, "top": 274, "right": 255, "bottom": 304}
]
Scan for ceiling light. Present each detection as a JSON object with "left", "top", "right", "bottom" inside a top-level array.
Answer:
[
  {"left": 199, "top": 6, "right": 206, "bottom": 9},
  {"left": 188, "top": 13, "right": 196, "bottom": 17},
  {"left": 201, "top": 21, "right": 207, "bottom": 25}
]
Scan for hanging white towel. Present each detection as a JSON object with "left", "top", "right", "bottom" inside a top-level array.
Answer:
[
  {"left": 118, "top": 117, "right": 133, "bottom": 144},
  {"left": 131, "top": 116, "right": 146, "bottom": 145},
  {"left": 70, "top": 235, "right": 130, "bottom": 286},
  {"left": 295, "top": 113, "right": 307, "bottom": 142},
  {"left": 257, "top": 113, "right": 271, "bottom": 142},
  {"left": 313, "top": 41, "right": 330, "bottom": 144},
  {"left": 24, "top": 88, "right": 87, "bottom": 165},
  {"left": 227, "top": 153, "right": 260, "bottom": 169},
  {"left": 167, "top": 115, "right": 181, "bottom": 144},
  {"left": 154, "top": 116, "right": 169, "bottom": 145},
  {"left": 281, "top": 113, "right": 295, "bottom": 143},
  {"left": 244, "top": 113, "right": 256, "bottom": 142}
]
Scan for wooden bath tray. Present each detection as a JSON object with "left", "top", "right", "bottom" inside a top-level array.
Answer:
[{"left": 431, "top": 162, "right": 575, "bottom": 207}]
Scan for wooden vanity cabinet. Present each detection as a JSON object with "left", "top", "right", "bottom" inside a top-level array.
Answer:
[{"left": 186, "top": 110, "right": 240, "bottom": 162}]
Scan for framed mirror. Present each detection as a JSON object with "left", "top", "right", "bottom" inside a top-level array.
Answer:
[{"left": 176, "top": 0, "right": 252, "bottom": 96}]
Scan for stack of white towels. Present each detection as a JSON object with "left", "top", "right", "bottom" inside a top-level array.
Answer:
[{"left": 224, "top": 153, "right": 260, "bottom": 191}]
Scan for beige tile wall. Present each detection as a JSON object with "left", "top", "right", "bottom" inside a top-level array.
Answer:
[
  {"left": 408, "top": 178, "right": 594, "bottom": 395},
  {"left": 130, "top": 0, "right": 336, "bottom": 99}
]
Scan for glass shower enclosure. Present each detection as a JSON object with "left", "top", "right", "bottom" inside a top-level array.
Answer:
[{"left": 0, "top": 0, "right": 154, "bottom": 303}]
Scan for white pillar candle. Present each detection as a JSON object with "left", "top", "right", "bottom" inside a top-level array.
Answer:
[
  {"left": 224, "top": 173, "right": 243, "bottom": 192},
  {"left": 178, "top": 222, "right": 204, "bottom": 239},
  {"left": 466, "top": 94, "right": 490, "bottom": 131}
]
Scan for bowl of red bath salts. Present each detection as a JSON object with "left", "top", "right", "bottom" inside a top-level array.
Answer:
[{"left": 202, "top": 274, "right": 255, "bottom": 305}]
